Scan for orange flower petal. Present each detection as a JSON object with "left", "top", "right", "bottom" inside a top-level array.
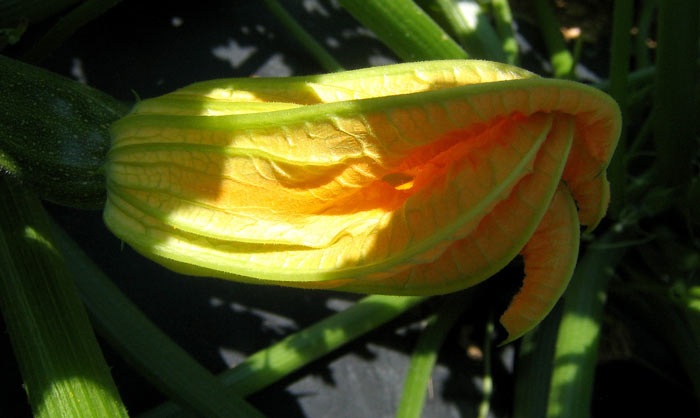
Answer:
[
  {"left": 103, "top": 61, "right": 620, "bottom": 317},
  {"left": 336, "top": 114, "right": 576, "bottom": 294},
  {"left": 499, "top": 184, "right": 580, "bottom": 343}
]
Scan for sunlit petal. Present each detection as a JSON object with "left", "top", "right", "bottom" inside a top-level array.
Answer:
[{"left": 103, "top": 60, "right": 621, "bottom": 340}]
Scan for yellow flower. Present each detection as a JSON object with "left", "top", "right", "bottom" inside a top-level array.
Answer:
[{"left": 104, "top": 60, "right": 620, "bottom": 341}]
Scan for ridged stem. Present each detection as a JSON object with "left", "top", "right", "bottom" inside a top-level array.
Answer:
[
  {"left": 337, "top": 0, "right": 467, "bottom": 61},
  {"left": 546, "top": 233, "right": 626, "bottom": 418},
  {"left": 52, "top": 223, "right": 266, "bottom": 418},
  {"left": 0, "top": 177, "right": 128, "bottom": 418},
  {"left": 395, "top": 294, "right": 469, "bottom": 418}
]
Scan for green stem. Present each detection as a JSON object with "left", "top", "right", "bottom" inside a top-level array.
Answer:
[
  {"left": 262, "top": 0, "right": 344, "bottom": 72},
  {"left": 51, "top": 223, "right": 266, "bottom": 418},
  {"left": 140, "top": 294, "right": 428, "bottom": 418},
  {"left": 546, "top": 232, "right": 627, "bottom": 418},
  {"left": 512, "top": 303, "right": 563, "bottom": 418},
  {"left": 431, "top": 0, "right": 504, "bottom": 61},
  {"left": 490, "top": 0, "right": 519, "bottom": 64},
  {"left": 534, "top": 0, "right": 574, "bottom": 78},
  {"left": 652, "top": 0, "right": 699, "bottom": 187},
  {"left": 223, "top": 295, "right": 428, "bottom": 396},
  {"left": 395, "top": 294, "right": 469, "bottom": 418},
  {"left": 337, "top": 0, "right": 467, "bottom": 61},
  {"left": 0, "top": 177, "right": 128, "bottom": 418},
  {"left": 568, "top": 36, "right": 583, "bottom": 79}
]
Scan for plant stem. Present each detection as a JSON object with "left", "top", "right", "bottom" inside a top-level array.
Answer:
[
  {"left": 52, "top": 223, "right": 266, "bottom": 418},
  {"left": 513, "top": 303, "right": 563, "bottom": 418},
  {"left": 137, "top": 294, "right": 427, "bottom": 418},
  {"left": 0, "top": 177, "right": 129, "bottom": 418},
  {"left": 534, "top": 0, "right": 574, "bottom": 78},
  {"left": 546, "top": 232, "right": 626, "bottom": 418},
  {"left": 490, "top": 0, "right": 519, "bottom": 64},
  {"left": 396, "top": 294, "right": 469, "bottom": 418},
  {"left": 338, "top": 0, "right": 468, "bottom": 61},
  {"left": 430, "top": 0, "right": 504, "bottom": 61},
  {"left": 262, "top": 0, "right": 344, "bottom": 72},
  {"left": 652, "top": 0, "right": 699, "bottom": 187}
]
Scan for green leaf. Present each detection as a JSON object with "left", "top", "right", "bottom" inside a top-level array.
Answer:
[
  {"left": 262, "top": 0, "right": 344, "bottom": 72},
  {"left": 418, "top": 0, "right": 504, "bottom": 61}
]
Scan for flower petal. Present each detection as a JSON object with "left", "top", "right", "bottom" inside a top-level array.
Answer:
[
  {"left": 499, "top": 184, "right": 580, "bottom": 343},
  {"left": 103, "top": 60, "right": 620, "bottom": 297},
  {"left": 335, "top": 115, "right": 576, "bottom": 294},
  {"left": 104, "top": 110, "right": 552, "bottom": 285},
  {"left": 135, "top": 60, "right": 537, "bottom": 112}
]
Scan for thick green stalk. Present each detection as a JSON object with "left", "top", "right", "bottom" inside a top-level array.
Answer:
[
  {"left": 51, "top": 224, "right": 266, "bottom": 418},
  {"left": 337, "top": 0, "right": 468, "bottom": 61},
  {"left": 534, "top": 0, "right": 574, "bottom": 78},
  {"left": 0, "top": 177, "right": 128, "bottom": 418},
  {"left": 652, "top": 0, "right": 699, "bottom": 187},
  {"left": 546, "top": 233, "right": 626, "bottom": 418},
  {"left": 513, "top": 303, "right": 563, "bottom": 418},
  {"left": 607, "top": 0, "right": 634, "bottom": 217},
  {"left": 490, "top": 0, "right": 519, "bottom": 64},
  {"left": 140, "top": 294, "right": 428, "bottom": 418},
  {"left": 262, "top": 0, "right": 344, "bottom": 72},
  {"left": 395, "top": 294, "right": 469, "bottom": 418},
  {"left": 430, "top": 0, "right": 504, "bottom": 61}
]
